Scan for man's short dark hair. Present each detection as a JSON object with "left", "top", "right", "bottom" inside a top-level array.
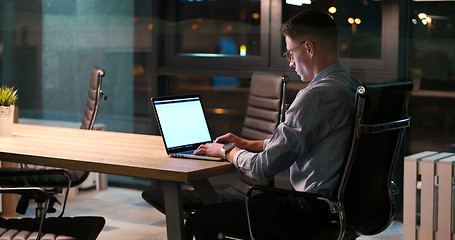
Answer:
[{"left": 281, "top": 9, "right": 338, "bottom": 52}]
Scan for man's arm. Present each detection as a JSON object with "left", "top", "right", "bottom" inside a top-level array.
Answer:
[
  {"left": 214, "top": 133, "right": 264, "bottom": 152},
  {"left": 193, "top": 133, "right": 265, "bottom": 164}
]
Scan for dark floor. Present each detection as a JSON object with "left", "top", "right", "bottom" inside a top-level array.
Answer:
[{"left": 48, "top": 186, "right": 403, "bottom": 240}]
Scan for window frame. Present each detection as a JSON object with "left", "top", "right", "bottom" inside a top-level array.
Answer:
[
  {"left": 270, "top": 0, "right": 400, "bottom": 83},
  {"left": 163, "top": 0, "right": 271, "bottom": 69}
]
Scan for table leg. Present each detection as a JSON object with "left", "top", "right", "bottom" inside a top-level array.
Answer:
[
  {"left": 163, "top": 181, "right": 185, "bottom": 240},
  {"left": 190, "top": 179, "right": 218, "bottom": 204}
]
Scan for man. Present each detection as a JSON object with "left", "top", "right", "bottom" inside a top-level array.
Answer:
[{"left": 190, "top": 9, "right": 362, "bottom": 239}]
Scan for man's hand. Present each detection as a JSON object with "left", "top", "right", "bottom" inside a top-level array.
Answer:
[
  {"left": 214, "top": 133, "right": 245, "bottom": 147},
  {"left": 194, "top": 143, "right": 225, "bottom": 158},
  {"left": 194, "top": 133, "right": 265, "bottom": 164},
  {"left": 215, "top": 133, "right": 265, "bottom": 153},
  {"left": 193, "top": 142, "right": 239, "bottom": 164}
]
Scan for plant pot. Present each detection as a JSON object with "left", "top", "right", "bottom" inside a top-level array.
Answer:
[{"left": 0, "top": 105, "right": 15, "bottom": 136}]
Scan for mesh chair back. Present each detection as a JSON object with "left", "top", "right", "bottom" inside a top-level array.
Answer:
[
  {"left": 241, "top": 72, "right": 288, "bottom": 140},
  {"left": 339, "top": 82, "right": 412, "bottom": 236}
]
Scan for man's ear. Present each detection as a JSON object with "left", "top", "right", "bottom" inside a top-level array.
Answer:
[{"left": 304, "top": 41, "right": 315, "bottom": 55}]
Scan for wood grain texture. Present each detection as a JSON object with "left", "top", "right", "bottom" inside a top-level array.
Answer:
[{"left": 0, "top": 124, "right": 236, "bottom": 182}]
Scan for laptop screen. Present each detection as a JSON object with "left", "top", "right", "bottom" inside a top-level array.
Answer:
[{"left": 153, "top": 95, "right": 212, "bottom": 152}]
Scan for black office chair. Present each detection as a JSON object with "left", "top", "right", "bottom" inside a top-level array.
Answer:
[
  {"left": 218, "top": 82, "right": 413, "bottom": 240},
  {"left": 0, "top": 170, "right": 106, "bottom": 240},
  {"left": 141, "top": 72, "right": 288, "bottom": 216},
  {"left": 0, "top": 66, "right": 107, "bottom": 217}
]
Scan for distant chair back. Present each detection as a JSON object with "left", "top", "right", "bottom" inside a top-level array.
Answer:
[
  {"left": 69, "top": 67, "right": 107, "bottom": 187},
  {"left": 240, "top": 72, "right": 288, "bottom": 140},
  {"left": 234, "top": 72, "right": 288, "bottom": 193},
  {"left": 81, "top": 67, "right": 106, "bottom": 130}
]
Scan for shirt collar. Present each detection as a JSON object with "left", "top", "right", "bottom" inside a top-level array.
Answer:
[{"left": 309, "top": 64, "right": 346, "bottom": 86}]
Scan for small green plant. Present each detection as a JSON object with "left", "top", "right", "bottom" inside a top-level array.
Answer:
[{"left": 0, "top": 86, "right": 18, "bottom": 106}]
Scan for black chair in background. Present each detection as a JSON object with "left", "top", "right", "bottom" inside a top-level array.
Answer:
[
  {"left": 219, "top": 82, "right": 413, "bottom": 240},
  {"left": 141, "top": 72, "right": 289, "bottom": 216},
  {"left": 0, "top": 171, "right": 106, "bottom": 240},
  {"left": 0, "top": 66, "right": 107, "bottom": 217},
  {"left": 0, "top": 67, "right": 107, "bottom": 240}
]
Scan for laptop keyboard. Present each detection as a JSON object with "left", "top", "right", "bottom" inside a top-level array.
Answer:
[{"left": 179, "top": 150, "right": 195, "bottom": 155}]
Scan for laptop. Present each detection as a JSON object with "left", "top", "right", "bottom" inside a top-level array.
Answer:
[{"left": 151, "top": 94, "right": 224, "bottom": 161}]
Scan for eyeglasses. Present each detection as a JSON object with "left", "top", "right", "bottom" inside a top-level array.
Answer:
[{"left": 282, "top": 40, "right": 313, "bottom": 62}]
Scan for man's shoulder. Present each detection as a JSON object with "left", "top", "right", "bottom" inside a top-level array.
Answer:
[{"left": 297, "top": 78, "right": 359, "bottom": 106}]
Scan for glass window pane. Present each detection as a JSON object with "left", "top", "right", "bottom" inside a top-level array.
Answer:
[
  {"left": 407, "top": 1, "right": 455, "bottom": 154},
  {"left": 168, "top": 75, "right": 250, "bottom": 137},
  {"left": 410, "top": 1, "right": 455, "bottom": 87},
  {"left": 175, "top": 0, "right": 261, "bottom": 57},
  {"left": 282, "top": 0, "right": 382, "bottom": 59},
  {"left": 0, "top": 0, "right": 153, "bottom": 134}
]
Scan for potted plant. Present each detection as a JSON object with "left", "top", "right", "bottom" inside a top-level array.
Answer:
[{"left": 0, "top": 86, "right": 18, "bottom": 136}]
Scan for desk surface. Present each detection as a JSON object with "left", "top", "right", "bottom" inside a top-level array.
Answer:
[{"left": 0, "top": 124, "right": 236, "bottom": 182}]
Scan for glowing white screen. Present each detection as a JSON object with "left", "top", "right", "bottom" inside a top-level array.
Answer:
[{"left": 154, "top": 97, "right": 211, "bottom": 148}]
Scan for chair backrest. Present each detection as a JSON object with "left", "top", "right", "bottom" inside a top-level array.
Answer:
[
  {"left": 233, "top": 72, "right": 288, "bottom": 193},
  {"left": 80, "top": 67, "right": 106, "bottom": 130},
  {"left": 73, "top": 67, "right": 106, "bottom": 186},
  {"left": 240, "top": 72, "right": 288, "bottom": 140},
  {"left": 338, "top": 82, "right": 413, "bottom": 237}
]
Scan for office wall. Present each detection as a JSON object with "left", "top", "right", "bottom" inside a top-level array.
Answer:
[{"left": 40, "top": 0, "right": 135, "bottom": 132}]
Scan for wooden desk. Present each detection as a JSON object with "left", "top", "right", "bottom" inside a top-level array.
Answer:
[{"left": 0, "top": 124, "right": 236, "bottom": 240}]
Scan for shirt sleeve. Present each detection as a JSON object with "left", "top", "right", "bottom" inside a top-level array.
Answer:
[
  {"left": 238, "top": 66, "right": 361, "bottom": 194},
  {"left": 235, "top": 89, "right": 321, "bottom": 181},
  {"left": 233, "top": 149, "right": 246, "bottom": 168},
  {"left": 235, "top": 82, "right": 354, "bottom": 183},
  {"left": 263, "top": 139, "right": 270, "bottom": 149}
]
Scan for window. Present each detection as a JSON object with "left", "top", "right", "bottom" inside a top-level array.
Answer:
[
  {"left": 0, "top": 0, "right": 150, "bottom": 133},
  {"left": 176, "top": 0, "right": 261, "bottom": 57},
  {"left": 282, "top": 1, "right": 382, "bottom": 59},
  {"left": 407, "top": 1, "right": 455, "bottom": 154},
  {"left": 164, "top": 0, "right": 269, "bottom": 68}
]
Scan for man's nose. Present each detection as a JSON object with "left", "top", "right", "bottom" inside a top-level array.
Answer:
[{"left": 289, "top": 60, "right": 295, "bottom": 68}]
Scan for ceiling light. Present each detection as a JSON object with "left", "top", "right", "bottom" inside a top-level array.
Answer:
[{"left": 328, "top": 7, "right": 337, "bottom": 14}]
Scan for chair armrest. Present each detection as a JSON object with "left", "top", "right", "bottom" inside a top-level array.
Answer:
[
  {"left": 233, "top": 174, "right": 274, "bottom": 194},
  {"left": 0, "top": 169, "right": 71, "bottom": 178},
  {"left": 244, "top": 185, "right": 340, "bottom": 213},
  {"left": 0, "top": 169, "right": 72, "bottom": 218},
  {"left": 245, "top": 185, "right": 321, "bottom": 199},
  {"left": 0, "top": 169, "right": 72, "bottom": 188},
  {"left": 0, "top": 186, "right": 49, "bottom": 198},
  {"left": 359, "top": 117, "right": 411, "bottom": 133}
]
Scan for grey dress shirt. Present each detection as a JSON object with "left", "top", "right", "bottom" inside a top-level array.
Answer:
[{"left": 235, "top": 64, "right": 362, "bottom": 197}]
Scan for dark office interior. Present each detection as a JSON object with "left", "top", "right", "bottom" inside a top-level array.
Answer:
[{"left": 1, "top": 0, "right": 455, "bottom": 239}]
